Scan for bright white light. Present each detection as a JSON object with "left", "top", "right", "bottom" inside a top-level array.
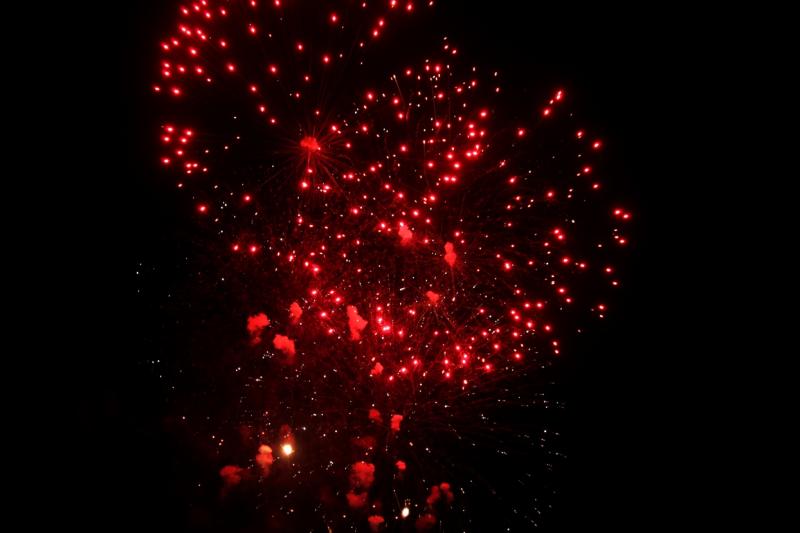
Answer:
[
  {"left": 281, "top": 443, "right": 294, "bottom": 456},
  {"left": 401, "top": 507, "right": 410, "bottom": 518}
]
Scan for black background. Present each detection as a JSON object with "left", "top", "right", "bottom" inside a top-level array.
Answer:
[{"left": 61, "top": 1, "right": 713, "bottom": 530}]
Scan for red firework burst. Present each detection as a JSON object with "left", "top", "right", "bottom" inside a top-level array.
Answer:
[{"left": 151, "top": 0, "right": 632, "bottom": 530}]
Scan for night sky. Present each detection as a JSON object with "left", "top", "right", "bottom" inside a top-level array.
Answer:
[{"left": 65, "top": 1, "right": 706, "bottom": 531}]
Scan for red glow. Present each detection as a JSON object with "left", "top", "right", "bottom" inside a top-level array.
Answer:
[{"left": 153, "top": 5, "right": 632, "bottom": 523}]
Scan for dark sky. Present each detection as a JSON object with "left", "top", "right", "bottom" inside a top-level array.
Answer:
[{"left": 65, "top": 1, "right": 707, "bottom": 531}]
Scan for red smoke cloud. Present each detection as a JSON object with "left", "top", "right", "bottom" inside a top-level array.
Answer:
[
  {"left": 426, "top": 486, "right": 440, "bottom": 506},
  {"left": 425, "top": 290, "right": 440, "bottom": 304},
  {"left": 390, "top": 414, "right": 403, "bottom": 432},
  {"left": 256, "top": 445, "right": 274, "bottom": 475},
  {"left": 352, "top": 435, "right": 376, "bottom": 450},
  {"left": 289, "top": 301, "right": 303, "bottom": 323},
  {"left": 426, "top": 482, "right": 454, "bottom": 506},
  {"left": 246, "top": 313, "right": 270, "bottom": 344},
  {"left": 349, "top": 461, "right": 375, "bottom": 490},
  {"left": 440, "top": 482, "right": 454, "bottom": 503},
  {"left": 273, "top": 334, "right": 296, "bottom": 357},
  {"left": 368, "top": 515, "right": 385, "bottom": 531},
  {"left": 415, "top": 513, "right": 437, "bottom": 531},
  {"left": 347, "top": 305, "right": 368, "bottom": 340},
  {"left": 370, "top": 362, "right": 384, "bottom": 376},
  {"left": 346, "top": 461, "right": 375, "bottom": 509},
  {"left": 219, "top": 465, "right": 244, "bottom": 487},
  {"left": 444, "top": 242, "right": 456, "bottom": 267},
  {"left": 346, "top": 491, "right": 368, "bottom": 509},
  {"left": 369, "top": 408, "right": 382, "bottom": 423},
  {"left": 398, "top": 222, "right": 413, "bottom": 244}
]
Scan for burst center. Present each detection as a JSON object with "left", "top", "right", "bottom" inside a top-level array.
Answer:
[{"left": 299, "top": 136, "right": 320, "bottom": 152}]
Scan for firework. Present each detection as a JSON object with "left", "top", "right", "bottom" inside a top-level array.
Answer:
[{"left": 151, "top": 0, "right": 632, "bottom": 529}]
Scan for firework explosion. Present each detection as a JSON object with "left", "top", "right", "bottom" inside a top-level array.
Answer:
[{"left": 149, "top": 0, "right": 632, "bottom": 530}]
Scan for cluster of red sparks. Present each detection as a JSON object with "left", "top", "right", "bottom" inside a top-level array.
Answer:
[{"left": 152, "top": 0, "right": 632, "bottom": 529}]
